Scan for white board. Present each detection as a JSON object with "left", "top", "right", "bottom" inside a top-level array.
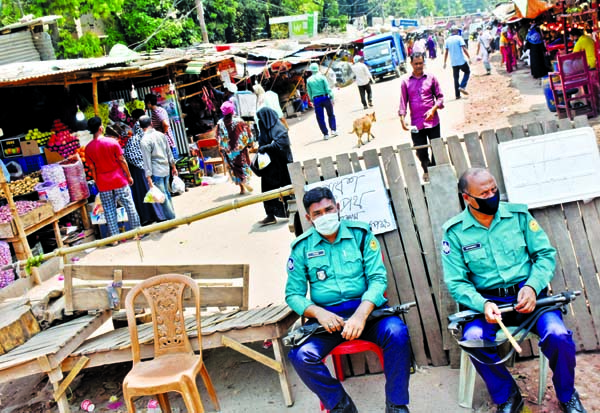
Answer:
[
  {"left": 498, "top": 127, "right": 600, "bottom": 208},
  {"left": 304, "top": 167, "right": 397, "bottom": 234}
]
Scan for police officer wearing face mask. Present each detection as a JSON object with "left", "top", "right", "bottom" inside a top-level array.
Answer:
[
  {"left": 286, "top": 187, "right": 412, "bottom": 413},
  {"left": 442, "top": 168, "right": 586, "bottom": 413}
]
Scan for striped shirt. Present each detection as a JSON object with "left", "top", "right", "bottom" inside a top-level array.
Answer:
[{"left": 149, "top": 106, "right": 175, "bottom": 148}]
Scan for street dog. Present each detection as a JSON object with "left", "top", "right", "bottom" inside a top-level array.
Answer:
[{"left": 349, "top": 112, "right": 376, "bottom": 148}]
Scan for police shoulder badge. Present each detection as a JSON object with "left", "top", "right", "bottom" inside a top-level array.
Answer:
[
  {"left": 529, "top": 219, "right": 540, "bottom": 232},
  {"left": 369, "top": 239, "right": 378, "bottom": 251},
  {"left": 442, "top": 240, "right": 451, "bottom": 255},
  {"left": 287, "top": 257, "right": 294, "bottom": 271}
]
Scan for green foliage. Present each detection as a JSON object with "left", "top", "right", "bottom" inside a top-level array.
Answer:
[{"left": 58, "top": 30, "right": 104, "bottom": 58}]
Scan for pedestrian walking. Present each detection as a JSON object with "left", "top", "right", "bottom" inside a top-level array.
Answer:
[
  {"left": 306, "top": 62, "right": 337, "bottom": 140},
  {"left": 476, "top": 27, "right": 493, "bottom": 75},
  {"left": 398, "top": 52, "right": 444, "bottom": 182},
  {"left": 350, "top": 55, "right": 375, "bottom": 110},
  {"left": 85, "top": 116, "right": 141, "bottom": 246},
  {"left": 443, "top": 26, "right": 471, "bottom": 99}
]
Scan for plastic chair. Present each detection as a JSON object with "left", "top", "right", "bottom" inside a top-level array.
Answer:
[
  {"left": 458, "top": 331, "right": 548, "bottom": 409},
  {"left": 549, "top": 51, "right": 597, "bottom": 120},
  {"left": 195, "top": 133, "right": 225, "bottom": 176},
  {"left": 123, "top": 274, "right": 220, "bottom": 413},
  {"left": 319, "top": 340, "right": 384, "bottom": 412}
]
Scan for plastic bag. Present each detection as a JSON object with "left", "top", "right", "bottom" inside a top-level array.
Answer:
[
  {"left": 92, "top": 195, "right": 104, "bottom": 216},
  {"left": 144, "top": 186, "right": 166, "bottom": 204},
  {"left": 256, "top": 152, "right": 271, "bottom": 170},
  {"left": 171, "top": 176, "right": 185, "bottom": 194}
]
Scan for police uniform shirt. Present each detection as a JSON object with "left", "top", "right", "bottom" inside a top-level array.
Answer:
[
  {"left": 441, "top": 202, "right": 556, "bottom": 312},
  {"left": 285, "top": 220, "right": 387, "bottom": 316}
]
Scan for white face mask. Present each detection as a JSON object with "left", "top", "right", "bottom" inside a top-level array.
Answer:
[{"left": 312, "top": 212, "right": 340, "bottom": 236}]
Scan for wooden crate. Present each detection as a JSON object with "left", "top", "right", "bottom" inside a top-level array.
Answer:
[
  {"left": 0, "top": 222, "right": 13, "bottom": 239},
  {"left": 14, "top": 202, "right": 53, "bottom": 232}
]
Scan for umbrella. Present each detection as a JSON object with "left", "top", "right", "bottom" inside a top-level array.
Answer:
[{"left": 513, "top": 0, "right": 553, "bottom": 19}]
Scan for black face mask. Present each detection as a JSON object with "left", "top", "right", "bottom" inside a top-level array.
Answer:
[{"left": 468, "top": 189, "right": 500, "bottom": 216}]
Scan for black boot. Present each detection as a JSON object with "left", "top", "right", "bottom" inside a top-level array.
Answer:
[
  {"left": 496, "top": 383, "right": 523, "bottom": 413},
  {"left": 386, "top": 401, "right": 410, "bottom": 413},
  {"left": 331, "top": 392, "right": 358, "bottom": 413},
  {"left": 560, "top": 390, "right": 587, "bottom": 413}
]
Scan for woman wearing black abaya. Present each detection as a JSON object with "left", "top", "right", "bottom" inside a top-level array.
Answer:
[
  {"left": 525, "top": 24, "right": 548, "bottom": 79},
  {"left": 255, "top": 107, "right": 293, "bottom": 226}
]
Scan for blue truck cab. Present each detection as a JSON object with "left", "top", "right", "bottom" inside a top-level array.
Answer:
[{"left": 362, "top": 31, "right": 407, "bottom": 81}]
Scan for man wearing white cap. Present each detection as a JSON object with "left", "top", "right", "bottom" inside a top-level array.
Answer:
[
  {"left": 307, "top": 62, "right": 338, "bottom": 140},
  {"left": 351, "top": 55, "right": 375, "bottom": 110}
]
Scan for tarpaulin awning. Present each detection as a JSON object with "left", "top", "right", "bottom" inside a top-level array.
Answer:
[{"left": 513, "top": 0, "right": 553, "bottom": 19}]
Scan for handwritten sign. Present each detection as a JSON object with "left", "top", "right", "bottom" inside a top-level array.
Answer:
[{"left": 305, "top": 167, "right": 397, "bottom": 235}]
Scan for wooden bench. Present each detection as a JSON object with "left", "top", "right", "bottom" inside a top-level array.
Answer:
[{"left": 60, "top": 264, "right": 299, "bottom": 409}]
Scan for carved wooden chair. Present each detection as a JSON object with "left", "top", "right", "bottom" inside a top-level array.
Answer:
[{"left": 123, "top": 274, "right": 220, "bottom": 413}]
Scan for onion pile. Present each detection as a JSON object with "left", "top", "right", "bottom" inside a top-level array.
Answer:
[
  {"left": 0, "top": 201, "right": 45, "bottom": 223},
  {"left": 61, "top": 158, "right": 89, "bottom": 202},
  {"left": 41, "top": 164, "right": 70, "bottom": 205},
  {"left": 0, "top": 241, "right": 14, "bottom": 289}
]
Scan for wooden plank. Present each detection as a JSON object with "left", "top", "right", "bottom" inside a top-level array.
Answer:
[
  {"left": 495, "top": 127, "right": 513, "bottom": 143},
  {"left": 564, "top": 202, "right": 600, "bottom": 349},
  {"left": 536, "top": 207, "right": 591, "bottom": 351},
  {"left": 431, "top": 138, "right": 449, "bottom": 165},
  {"left": 582, "top": 199, "right": 600, "bottom": 278},
  {"left": 303, "top": 159, "right": 321, "bottom": 184},
  {"left": 544, "top": 119, "right": 559, "bottom": 133},
  {"left": 221, "top": 335, "right": 283, "bottom": 373},
  {"left": 446, "top": 135, "right": 469, "bottom": 177},
  {"left": 67, "top": 264, "right": 248, "bottom": 281},
  {"left": 53, "top": 356, "right": 89, "bottom": 400},
  {"left": 526, "top": 122, "right": 543, "bottom": 137},
  {"left": 335, "top": 153, "right": 353, "bottom": 176},
  {"left": 379, "top": 146, "right": 428, "bottom": 366},
  {"left": 272, "top": 338, "right": 294, "bottom": 406},
  {"left": 350, "top": 152, "right": 362, "bottom": 172},
  {"left": 573, "top": 115, "right": 589, "bottom": 128},
  {"left": 319, "top": 156, "right": 337, "bottom": 180},
  {"left": 463, "top": 132, "right": 485, "bottom": 168},
  {"left": 71, "top": 286, "right": 244, "bottom": 312},
  {"left": 426, "top": 164, "right": 462, "bottom": 367},
  {"left": 397, "top": 145, "right": 441, "bottom": 316},
  {"left": 63, "top": 265, "right": 74, "bottom": 314},
  {"left": 510, "top": 125, "right": 526, "bottom": 140},
  {"left": 288, "top": 162, "right": 310, "bottom": 232},
  {"left": 480, "top": 129, "right": 505, "bottom": 196}
]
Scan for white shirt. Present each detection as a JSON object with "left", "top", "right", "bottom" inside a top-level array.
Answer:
[
  {"left": 413, "top": 39, "right": 426, "bottom": 54},
  {"left": 351, "top": 62, "right": 373, "bottom": 86},
  {"left": 479, "top": 31, "right": 492, "bottom": 49}
]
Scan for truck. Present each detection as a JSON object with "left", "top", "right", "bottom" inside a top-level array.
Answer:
[{"left": 362, "top": 31, "right": 408, "bottom": 81}]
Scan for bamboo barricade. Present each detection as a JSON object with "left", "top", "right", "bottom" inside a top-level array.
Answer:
[{"left": 1, "top": 185, "right": 294, "bottom": 273}]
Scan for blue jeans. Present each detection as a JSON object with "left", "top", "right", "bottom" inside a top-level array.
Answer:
[
  {"left": 463, "top": 305, "right": 576, "bottom": 404},
  {"left": 452, "top": 62, "right": 470, "bottom": 98},
  {"left": 152, "top": 175, "right": 176, "bottom": 220},
  {"left": 288, "top": 300, "right": 411, "bottom": 410},
  {"left": 313, "top": 95, "right": 337, "bottom": 136}
]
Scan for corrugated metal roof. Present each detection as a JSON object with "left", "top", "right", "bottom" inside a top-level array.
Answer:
[
  {"left": 0, "top": 56, "right": 133, "bottom": 84},
  {"left": 0, "top": 15, "right": 62, "bottom": 33},
  {"left": 0, "top": 31, "right": 40, "bottom": 65}
]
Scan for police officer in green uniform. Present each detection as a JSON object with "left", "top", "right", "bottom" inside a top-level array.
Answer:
[
  {"left": 441, "top": 168, "right": 586, "bottom": 413},
  {"left": 286, "top": 187, "right": 412, "bottom": 413}
]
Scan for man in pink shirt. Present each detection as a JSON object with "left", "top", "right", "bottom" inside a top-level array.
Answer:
[
  {"left": 85, "top": 117, "right": 141, "bottom": 245},
  {"left": 398, "top": 52, "right": 444, "bottom": 182}
]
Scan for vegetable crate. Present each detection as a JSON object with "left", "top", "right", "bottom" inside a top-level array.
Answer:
[
  {"left": 175, "top": 156, "right": 200, "bottom": 174},
  {"left": 16, "top": 154, "right": 46, "bottom": 174},
  {"left": 180, "top": 171, "right": 202, "bottom": 187}
]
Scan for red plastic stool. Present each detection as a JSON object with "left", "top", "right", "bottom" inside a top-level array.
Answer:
[{"left": 319, "top": 340, "right": 385, "bottom": 411}]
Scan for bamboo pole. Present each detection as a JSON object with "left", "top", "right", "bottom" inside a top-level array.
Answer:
[
  {"left": 92, "top": 77, "right": 99, "bottom": 116},
  {"left": 0, "top": 166, "right": 41, "bottom": 284},
  {"left": 1, "top": 186, "right": 295, "bottom": 272}
]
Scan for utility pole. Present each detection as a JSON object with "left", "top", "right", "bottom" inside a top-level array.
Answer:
[{"left": 195, "top": 0, "right": 209, "bottom": 43}]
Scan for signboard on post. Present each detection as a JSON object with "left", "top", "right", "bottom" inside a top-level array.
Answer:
[
  {"left": 304, "top": 168, "right": 397, "bottom": 235},
  {"left": 270, "top": 12, "right": 318, "bottom": 39},
  {"left": 393, "top": 19, "right": 419, "bottom": 27}
]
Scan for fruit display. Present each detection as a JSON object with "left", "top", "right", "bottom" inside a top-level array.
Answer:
[
  {"left": 25, "top": 129, "right": 52, "bottom": 146},
  {"left": 47, "top": 119, "right": 80, "bottom": 158},
  {"left": 125, "top": 99, "right": 145, "bottom": 115},
  {"left": 83, "top": 103, "right": 109, "bottom": 126},
  {"left": 75, "top": 147, "right": 94, "bottom": 181},
  {"left": 0, "top": 173, "right": 41, "bottom": 198}
]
